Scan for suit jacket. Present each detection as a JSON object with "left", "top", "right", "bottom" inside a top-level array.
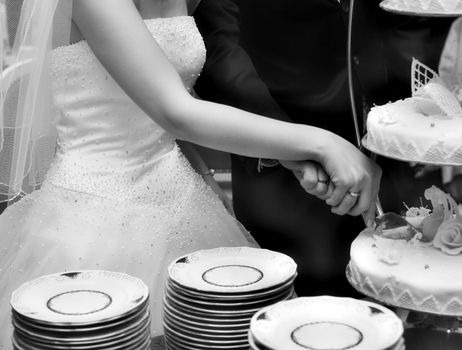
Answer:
[
  {"left": 193, "top": 0, "right": 454, "bottom": 296},
  {"left": 194, "top": 0, "right": 452, "bottom": 148}
]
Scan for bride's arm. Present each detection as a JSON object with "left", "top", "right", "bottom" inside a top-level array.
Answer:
[
  {"left": 72, "top": 0, "right": 329, "bottom": 161},
  {"left": 73, "top": 0, "right": 381, "bottom": 220}
]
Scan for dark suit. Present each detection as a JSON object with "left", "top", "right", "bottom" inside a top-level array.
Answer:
[{"left": 193, "top": 0, "right": 454, "bottom": 296}]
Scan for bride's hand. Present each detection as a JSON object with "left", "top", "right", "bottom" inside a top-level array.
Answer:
[
  {"left": 319, "top": 133, "right": 382, "bottom": 223},
  {"left": 280, "top": 160, "right": 334, "bottom": 200}
]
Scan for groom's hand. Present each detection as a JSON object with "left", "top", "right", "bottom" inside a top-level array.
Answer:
[{"left": 280, "top": 160, "right": 334, "bottom": 201}]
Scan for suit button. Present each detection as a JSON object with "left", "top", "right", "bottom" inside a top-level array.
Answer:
[{"left": 353, "top": 55, "right": 360, "bottom": 65}]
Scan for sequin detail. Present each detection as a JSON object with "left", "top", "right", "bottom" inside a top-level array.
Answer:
[{"left": 47, "top": 16, "right": 206, "bottom": 203}]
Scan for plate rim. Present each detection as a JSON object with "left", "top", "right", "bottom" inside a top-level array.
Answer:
[
  {"left": 10, "top": 270, "right": 149, "bottom": 325},
  {"left": 250, "top": 296, "right": 404, "bottom": 350},
  {"left": 168, "top": 247, "right": 297, "bottom": 293}
]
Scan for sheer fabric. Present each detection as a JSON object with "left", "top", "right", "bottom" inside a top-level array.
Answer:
[
  {"left": 0, "top": 0, "right": 71, "bottom": 203},
  {"left": 0, "top": 0, "right": 201, "bottom": 203}
]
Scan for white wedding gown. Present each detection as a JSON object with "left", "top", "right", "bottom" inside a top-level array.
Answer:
[{"left": 0, "top": 16, "right": 255, "bottom": 349}]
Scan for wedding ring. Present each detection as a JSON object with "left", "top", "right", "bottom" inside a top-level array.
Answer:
[
  {"left": 318, "top": 179, "right": 329, "bottom": 185},
  {"left": 348, "top": 191, "right": 360, "bottom": 198}
]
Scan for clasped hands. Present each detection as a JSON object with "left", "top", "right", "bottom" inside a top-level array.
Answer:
[{"left": 280, "top": 159, "right": 381, "bottom": 227}]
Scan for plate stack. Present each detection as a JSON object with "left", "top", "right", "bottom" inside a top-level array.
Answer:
[
  {"left": 249, "top": 296, "right": 405, "bottom": 350},
  {"left": 163, "top": 247, "right": 297, "bottom": 350},
  {"left": 10, "top": 270, "right": 151, "bottom": 350}
]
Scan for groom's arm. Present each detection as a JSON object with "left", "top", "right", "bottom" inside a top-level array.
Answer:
[{"left": 193, "top": 0, "right": 292, "bottom": 174}]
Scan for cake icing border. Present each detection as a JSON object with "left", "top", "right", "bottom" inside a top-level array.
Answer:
[{"left": 347, "top": 262, "right": 462, "bottom": 316}]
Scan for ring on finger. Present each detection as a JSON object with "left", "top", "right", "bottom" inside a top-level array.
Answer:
[
  {"left": 347, "top": 191, "right": 360, "bottom": 198},
  {"left": 318, "top": 179, "right": 329, "bottom": 185}
]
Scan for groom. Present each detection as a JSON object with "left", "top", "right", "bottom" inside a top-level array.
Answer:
[{"left": 193, "top": 0, "right": 454, "bottom": 296}]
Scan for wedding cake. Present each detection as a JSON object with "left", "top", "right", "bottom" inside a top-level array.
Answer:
[
  {"left": 348, "top": 186, "right": 462, "bottom": 315},
  {"left": 380, "top": 0, "right": 462, "bottom": 15},
  {"left": 364, "top": 59, "right": 462, "bottom": 165}
]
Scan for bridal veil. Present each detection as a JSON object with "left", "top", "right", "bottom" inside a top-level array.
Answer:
[{"left": 0, "top": 0, "right": 202, "bottom": 204}]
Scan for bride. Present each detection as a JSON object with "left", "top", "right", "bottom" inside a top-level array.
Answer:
[{"left": 0, "top": 0, "right": 381, "bottom": 346}]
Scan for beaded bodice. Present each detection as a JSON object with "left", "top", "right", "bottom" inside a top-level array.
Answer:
[{"left": 46, "top": 16, "right": 205, "bottom": 201}]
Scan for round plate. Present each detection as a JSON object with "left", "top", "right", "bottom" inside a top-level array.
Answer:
[
  {"left": 164, "top": 314, "right": 248, "bottom": 340},
  {"left": 162, "top": 297, "right": 252, "bottom": 326},
  {"left": 168, "top": 247, "right": 297, "bottom": 293},
  {"left": 250, "top": 296, "right": 404, "bottom": 350},
  {"left": 379, "top": 0, "right": 462, "bottom": 16},
  {"left": 11, "top": 299, "right": 149, "bottom": 333},
  {"left": 11, "top": 270, "right": 149, "bottom": 325},
  {"left": 13, "top": 326, "right": 151, "bottom": 350},
  {"left": 163, "top": 310, "right": 249, "bottom": 335},
  {"left": 163, "top": 321, "right": 249, "bottom": 348},
  {"left": 12, "top": 308, "right": 150, "bottom": 344},
  {"left": 362, "top": 135, "right": 462, "bottom": 166},
  {"left": 165, "top": 293, "right": 258, "bottom": 317},
  {"left": 164, "top": 333, "right": 249, "bottom": 350},
  {"left": 166, "top": 282, "right": 294, "bottom": 310},
  {"left": 168, "top": 274, "right": 297, "bottom": 300}
]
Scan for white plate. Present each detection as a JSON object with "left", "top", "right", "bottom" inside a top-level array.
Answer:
[
  {"left": 164, "top": 333, "right": 250, "bottom": 350},
  {"left": 11, "top": 270, "right": 149, "bottom": 325},
  {"left": 168, "top": 274, "right": 296, "bottom": 300},
  {"left": 12, "top": 308, "right": 150, "bottom": 344},
  {"left": 163, "top": 297, "right": 251, "bottom": 326},
  {"left": 12, "top": 299, "right": 149, "bottom": 333},
  {"left": 165, "top": 293, "right": 258, "bottom": 316},
  {"left": 164, "top": 315, "right": 248, "bottom": 340},
  {"left": 163, "top": 310, "right": 249, "bottom": 335},
  {"left": 13, "top": 326, "right": 151, "bottom": 350},
  {"left": 163, "top": 321, "right": 249, "bottom": 347},
  {"left": 250, "top": 296, "right": 404, "bottom": 350},
  {"left": 166, "top": 282, "right": 294, "bottom": 309},
  {"left": 379, "top": 0, "right": 462, "bottom": 16},
  {"left": 168, "top": 247, "right": 297, "bottom": 293},
  {"left": 15, "top": 320, "right": 151, "bottom": 349}
]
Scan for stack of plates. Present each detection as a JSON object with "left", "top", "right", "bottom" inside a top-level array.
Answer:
[
  {"left": 163, "top": 247, "right": 297, "bottom": 350},
  {"left": 249, "top": 296, "right": 405, "bottom": 350},
  {"left": 10, "top": 270, "right": 151, "bottom": 350}
]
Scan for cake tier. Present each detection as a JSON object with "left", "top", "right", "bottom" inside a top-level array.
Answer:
[
  {"left": 365, "top": 99, "right": 462, "bottom": 165},
  {"left": 348, "top": 228, "right": 462, "bottom": 315},
  {"left": 380, "top": 0, "right": 462, "bottom": 16}
]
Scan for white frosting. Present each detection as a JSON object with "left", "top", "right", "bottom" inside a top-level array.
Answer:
[
  {"left": 414, "top": 82, "right": 462, "bottom": 117},
  {"left": 381, "top": 0, "right": 462, "bottom": 14},
  {"left": 348, "top": 229, "right": 462, "bottom": 315},
  {"left": 366, "top": 98, "right": 462, "bottom": 164}
]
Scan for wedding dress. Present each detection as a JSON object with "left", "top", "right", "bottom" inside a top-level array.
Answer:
[{"left": 0, "top": 16, "right": 255, "bottom": 348}]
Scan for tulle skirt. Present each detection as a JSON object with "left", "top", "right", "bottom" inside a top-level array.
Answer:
[{"left": 0, "top": 147, "right": 255, "bottom": 350}]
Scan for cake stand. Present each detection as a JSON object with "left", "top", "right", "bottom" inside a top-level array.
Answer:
[{"left": 346, "top": 0, "right": 462, "bottom": 342}]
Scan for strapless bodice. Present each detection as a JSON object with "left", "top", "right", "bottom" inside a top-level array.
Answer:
[{"left": 46, "top": 16, "right": 206, "bottom": 200}]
